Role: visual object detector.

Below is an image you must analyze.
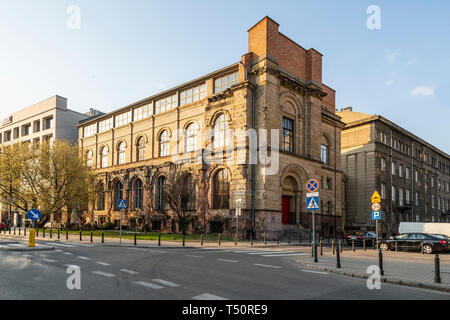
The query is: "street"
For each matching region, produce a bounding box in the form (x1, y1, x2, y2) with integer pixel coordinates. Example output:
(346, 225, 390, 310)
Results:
(0, 239, 449, 300)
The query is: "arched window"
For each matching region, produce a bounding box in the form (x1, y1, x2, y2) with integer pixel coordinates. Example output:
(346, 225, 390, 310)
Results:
(282, 118, 294, 152)
(114, 181, 123, 210)
(117, 142, 126, 165)
(96, 183, 105, 211)
(136, 137, 145, 162)
(213, 114, 229, 149)
(133, 179, 143, 210)
(86, 150, 93, 167)
(156, 176, 166, 211)
(321, 144, 329, 164)
(213, 169, 230, 209)
(181, 173, 196, 211)
(159, 131, 170, 157)
(185, 123, 198, 153)
(101, 146, 108, 168)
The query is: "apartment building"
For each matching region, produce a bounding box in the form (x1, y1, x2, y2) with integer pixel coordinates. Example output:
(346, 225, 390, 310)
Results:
(78, 17, 345, 238)
(338, 108, 450, 236)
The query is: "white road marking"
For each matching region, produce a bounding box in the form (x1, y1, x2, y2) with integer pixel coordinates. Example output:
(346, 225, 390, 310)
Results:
(300, 270, 329, 275)
(70, 243, 94, 247)
(77, 256, 91, 260)
(55, 249, 63, 253)
(185, 255, 203, 258)
(40, 258, 57, 263)
(246, 251, 290, 255)
(133, 281, 164, 290)
(96, 261, 111, 266)
(64, 264, 82, 268)
(120, 269, 139, 275)
(217, 259, 238, 263)
(262, 253, 308, 257)
(92, 271, 116, 277)
(192, 293, 228, 300)
(62, 252, 73, 255)
(152, 279, 180, 287)
(44, 243, 77, 248)
(253, 263, 281, 269)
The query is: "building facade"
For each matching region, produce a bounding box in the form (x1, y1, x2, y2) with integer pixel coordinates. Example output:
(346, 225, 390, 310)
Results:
(78, 17, 345, 238)
(0, 95, 91, 225)
(338, 108, 450, 236)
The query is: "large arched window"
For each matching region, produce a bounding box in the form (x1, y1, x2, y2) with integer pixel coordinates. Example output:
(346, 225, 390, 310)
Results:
(156, 176, 166, 211)
(101, 146, 109, 168)
(320, 135, 330, 165)
(96, 182, 105, 211)
(86, 150, 93, 167)
(159, 131, 170, 157)
(181, 173, 196, 211)
(133, 179, 143, 210)
(114, 181, 123, 210)
(117, 142, 126, 165)
(213, 114, 229, 149)
(213, 169, 230, 209)
(185, 123, 198, 153)
(136, 137, 145, 162)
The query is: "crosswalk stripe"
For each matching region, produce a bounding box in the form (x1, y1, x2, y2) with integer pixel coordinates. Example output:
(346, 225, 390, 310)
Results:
(152, 279, 180, 287)
(40, 258, 57, 263)
(300, 270, 328, 275)
(217, 259, 238, 263)
(120, 269, 139, 275)
(77, 256, 91, 260)
(43, 243, 77, 248)
(93, 271, 116, 277)
(96, 261, 110, 266)
(245, 251, 289, 255)
(261, 253, 308, 257)
(133, 281, 164, 290)
(253, 263, 281, 269)
(192, 293, 228, 300)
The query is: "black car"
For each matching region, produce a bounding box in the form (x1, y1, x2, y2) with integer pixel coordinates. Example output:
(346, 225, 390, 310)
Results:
(379, 233, 449, 254)
(345, 231, 377, 246)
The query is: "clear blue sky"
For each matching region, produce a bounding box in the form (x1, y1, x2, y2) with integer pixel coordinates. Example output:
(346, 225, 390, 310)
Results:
(1, 0, 449, 152)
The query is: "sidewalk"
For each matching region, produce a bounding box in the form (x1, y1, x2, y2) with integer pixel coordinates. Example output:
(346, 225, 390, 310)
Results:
(0, 239, 54, 252)
(298, 249, 450, 293)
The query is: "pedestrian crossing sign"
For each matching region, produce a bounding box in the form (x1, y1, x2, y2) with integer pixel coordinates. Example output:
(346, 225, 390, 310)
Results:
(117, 199, 128, 209)
(306, 197, 320, 211)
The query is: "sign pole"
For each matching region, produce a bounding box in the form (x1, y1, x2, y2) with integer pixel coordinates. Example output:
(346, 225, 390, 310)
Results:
(120, 208, 123, 245)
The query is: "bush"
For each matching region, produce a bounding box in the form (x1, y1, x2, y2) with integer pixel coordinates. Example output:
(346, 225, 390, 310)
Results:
(102, 222, 115, 230)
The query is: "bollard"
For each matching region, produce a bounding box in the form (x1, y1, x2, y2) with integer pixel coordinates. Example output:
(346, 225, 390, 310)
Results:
(24, 228, 27, 237)
(234, 234, 237, 246)
(80, 231, 82, 241)
(339, 240, 342, 255)
(320, 240, 323, 256)
(395, 241, 398, 252)
(158, 233, 161, 246)
(311, 241, 314, 258)
(218, 234, 221, 246)
(36, 227, 38, 237)
(102, 232, 104, 244)
(18, 227, 21, 236)
(336, 245, 341, 268)
(50, 228, 53, 239)
(28, 229, 36, 248)
(91, 232, 94, 243)
(134, 234, 137, 246)
(363, 239, 366, 251)
(8, 227, 11, 235)
(264, 232, 267, 246)
(182, 234, 185, 247)
(58, 228, 60, 240)
(434, 254, 441, 284)
(43, 228, 46, 238)
(277, 234, 280, 245)
(288, 232, 291, 244)
(250, 234, 253, 246)
(332, 240, 335, 254)
(314, 242, 318, 263)
(14, 227, 16, 235)
(378, 249, 384, 276)
(201, 234, 204, 246)
(66, 229, 69, 240)
(352, 240, 355, 252)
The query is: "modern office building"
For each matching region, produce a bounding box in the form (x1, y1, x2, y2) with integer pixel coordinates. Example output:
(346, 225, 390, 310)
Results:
(0, 95, 91, 226)
(78, 17, 345, 238)
(338, 108, 450, 236)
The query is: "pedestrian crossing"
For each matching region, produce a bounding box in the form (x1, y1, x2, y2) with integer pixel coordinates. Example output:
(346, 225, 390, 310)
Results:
(193, 248, 308, 258)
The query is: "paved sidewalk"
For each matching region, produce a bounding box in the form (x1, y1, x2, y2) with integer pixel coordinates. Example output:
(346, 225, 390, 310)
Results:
(298, 250, 450, 293)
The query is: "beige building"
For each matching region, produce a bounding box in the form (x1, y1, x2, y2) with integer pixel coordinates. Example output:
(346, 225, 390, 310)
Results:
(78, 17, 345, 239)
(339, 108, 450, 236)
(0, 95, 91, 225)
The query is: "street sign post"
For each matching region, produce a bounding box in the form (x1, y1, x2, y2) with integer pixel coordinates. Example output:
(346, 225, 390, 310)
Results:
(26, 209, 41, 248)
(117, 200, 128, 244)
(306, 179, 320, 263)
(371, 191, 382, 248)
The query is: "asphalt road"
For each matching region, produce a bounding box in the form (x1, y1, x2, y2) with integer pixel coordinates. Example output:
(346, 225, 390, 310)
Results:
(0, 240, 449, 300)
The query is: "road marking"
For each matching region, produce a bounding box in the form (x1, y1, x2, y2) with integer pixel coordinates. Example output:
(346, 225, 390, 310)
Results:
(64, 264, 82, 268)
(253, 263, 281, 269)
(70, 243, 94, 247)
(246, 251, 290, 255)
(77, 256, 91, 260)
(133, 281, 164, 290)
(92, 271, 116, 277)
(152, 279, 180, 287)
(96, 261, 111, 266)
(262, 253, 309, 257)
(300, 270, 329, 275)
(192, 293, 228, 300)
(185, 255, 203, 258)
(40, 258, 57, 263)
(62, 252, 73, 255)
(44, 243, 77, 248)
(217, 259, 238, 263)
(120, 269, 139, 275)
(55, 249, 63, 253)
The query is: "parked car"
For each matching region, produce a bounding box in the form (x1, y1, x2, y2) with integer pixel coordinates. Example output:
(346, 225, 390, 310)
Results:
(0, 223, 7, 230)
(379, 233, 449, 254)
(345, 231, 377, 246)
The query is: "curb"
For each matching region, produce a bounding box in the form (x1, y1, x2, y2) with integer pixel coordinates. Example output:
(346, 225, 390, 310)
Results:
(0, 245, 55, 252)
(297, 259, 450, 294)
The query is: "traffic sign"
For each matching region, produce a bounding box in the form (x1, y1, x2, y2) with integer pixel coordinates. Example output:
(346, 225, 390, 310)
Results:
(372, 211, 382, 221)
(371, 203, 381, 211)
(27, 209, 42, 221)
(6, 197, 14, 205)
(117, 199, 128, 209)
(306, 197, 320, 211)
(306, 192, 319, 198)
(306, 179, 319, 193)
(371, 191, 381, 204)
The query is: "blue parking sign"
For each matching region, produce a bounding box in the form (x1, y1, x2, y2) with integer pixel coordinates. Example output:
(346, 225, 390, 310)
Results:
(372, 211, 381, 221)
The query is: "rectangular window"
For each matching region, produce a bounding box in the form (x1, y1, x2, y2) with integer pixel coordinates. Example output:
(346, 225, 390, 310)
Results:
(392, 186, 396, 202)
(115, 111, 132, 127)
(282, 118, 294, 152)
(98, 118, 113, 133)
(415, 170, 418, 182)
(381, 158, 386, 172)
(44, 117, 53, 130)
(155, 94, 178, 114)
(392, 162, 396, 176)
(83, 123, 97, 137)
(180, 84, 206, 106)
(405, 167, 410, 180)
(398, 164, 403, 177)
(406, 189, 410, 204)
(133, 104, 150, 121)
(381, 183, 386, 199)
(399, 188, 404, 206)
(415, 192, 419, 206)
(321, 145, 329, 164)
(214, 71, 239, 93)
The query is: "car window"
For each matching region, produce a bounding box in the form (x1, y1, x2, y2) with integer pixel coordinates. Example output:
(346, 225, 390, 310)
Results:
(428, 234, 444, 240)
(396, 234, 408, 240)
(410, 234, 425, 240)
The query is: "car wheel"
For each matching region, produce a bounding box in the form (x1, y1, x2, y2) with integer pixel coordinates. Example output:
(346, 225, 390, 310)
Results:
(423, 244, 433, 254)
(379, 243, 389, 251)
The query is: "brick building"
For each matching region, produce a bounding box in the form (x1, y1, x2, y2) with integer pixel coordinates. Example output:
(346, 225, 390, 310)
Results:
(78, 17, 345, 238)
(338, 108, 450, 236)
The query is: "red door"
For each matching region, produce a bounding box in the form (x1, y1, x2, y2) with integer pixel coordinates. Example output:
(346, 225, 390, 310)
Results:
(282, 196, 291, 225)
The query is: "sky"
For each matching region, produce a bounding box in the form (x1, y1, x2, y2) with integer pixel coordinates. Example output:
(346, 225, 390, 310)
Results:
(0, 0, 449, 152)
